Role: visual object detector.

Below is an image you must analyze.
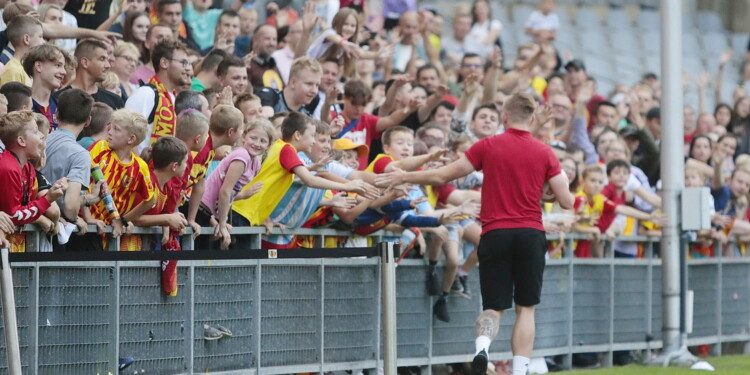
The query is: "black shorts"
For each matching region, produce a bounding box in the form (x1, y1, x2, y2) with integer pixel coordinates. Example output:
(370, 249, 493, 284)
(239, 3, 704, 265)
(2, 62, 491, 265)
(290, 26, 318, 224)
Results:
(477, 228, 547, 311)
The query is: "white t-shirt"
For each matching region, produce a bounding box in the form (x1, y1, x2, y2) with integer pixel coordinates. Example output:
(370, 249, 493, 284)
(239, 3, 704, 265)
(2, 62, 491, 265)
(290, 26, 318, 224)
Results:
(124, 85, 175, 153)
(525, 10, 560, 31)
(464, 19, 502, 59)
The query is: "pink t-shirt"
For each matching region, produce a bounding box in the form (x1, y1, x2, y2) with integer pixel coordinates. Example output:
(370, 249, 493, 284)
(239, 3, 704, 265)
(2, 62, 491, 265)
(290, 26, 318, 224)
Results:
(201, 147, 261, 216)
(130, 64, 156, 85)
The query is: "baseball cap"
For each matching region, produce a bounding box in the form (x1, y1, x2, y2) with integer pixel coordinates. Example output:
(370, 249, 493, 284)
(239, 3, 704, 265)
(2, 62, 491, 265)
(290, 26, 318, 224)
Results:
(333, 138, 369, 159)
(619, 125, 639, 138)
(646, 107, 661, 120)
(565, 59, 586, 72)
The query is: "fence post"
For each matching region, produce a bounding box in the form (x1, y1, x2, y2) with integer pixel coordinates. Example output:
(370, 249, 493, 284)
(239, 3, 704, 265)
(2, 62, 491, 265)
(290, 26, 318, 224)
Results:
(0, 248, 22, 375)
(380, 242, 398, 375)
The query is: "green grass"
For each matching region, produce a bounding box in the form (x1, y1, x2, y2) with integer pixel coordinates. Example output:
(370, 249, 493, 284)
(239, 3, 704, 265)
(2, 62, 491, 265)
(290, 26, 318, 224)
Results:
(560, 355, 750, 374)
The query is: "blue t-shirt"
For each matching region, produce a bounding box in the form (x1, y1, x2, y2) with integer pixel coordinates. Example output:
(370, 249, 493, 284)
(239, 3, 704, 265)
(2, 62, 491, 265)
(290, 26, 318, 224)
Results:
(182, 3, 222, 51)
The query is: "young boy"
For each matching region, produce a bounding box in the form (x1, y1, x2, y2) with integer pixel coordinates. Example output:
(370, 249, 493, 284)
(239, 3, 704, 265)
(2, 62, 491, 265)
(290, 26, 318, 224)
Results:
(0, 111, 66, 232)
(572, 165, 662, 258)
(133, 136, 189, 295)
(78, 102, 113, 150)
(327, 79, 420, 169)
(87, 109, 156, 251)
(234, 92, 262, 124)
(365, 126, 476, 322)
(231, 112, 370, 230)
(40, 89, 96, 251)
(602, 159, 663, 258)
(184, 104, 244, 240)
(264, 120, 364, 249)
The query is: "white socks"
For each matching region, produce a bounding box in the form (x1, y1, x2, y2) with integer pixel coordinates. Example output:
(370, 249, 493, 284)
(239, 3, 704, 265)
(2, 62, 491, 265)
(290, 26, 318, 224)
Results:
(475, 335, 491, 356)
(512, 355, 530, 375)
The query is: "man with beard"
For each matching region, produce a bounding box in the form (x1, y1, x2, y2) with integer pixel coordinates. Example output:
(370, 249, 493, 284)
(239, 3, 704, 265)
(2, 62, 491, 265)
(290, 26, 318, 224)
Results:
(25, 44, 67, 131)
(248, 24, 283, 90)
(125, 39, 192, 153)
(255, 56, 321, 118)
(55, 39, 124, 110)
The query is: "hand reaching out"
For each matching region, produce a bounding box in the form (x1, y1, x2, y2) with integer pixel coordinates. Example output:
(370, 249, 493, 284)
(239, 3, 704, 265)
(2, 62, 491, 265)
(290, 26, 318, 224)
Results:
(719, 48, 733, 66)
(300, 0, 319, 33)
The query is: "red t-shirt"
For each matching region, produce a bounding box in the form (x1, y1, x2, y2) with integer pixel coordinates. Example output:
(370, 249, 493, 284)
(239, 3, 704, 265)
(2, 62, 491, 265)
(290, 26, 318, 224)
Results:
(464, 128, 561, 234)
(433, 184, 457, 206)
(336, 113, 382, 169)
(600, 183, 626, 231)
(279, 144, 304, 171)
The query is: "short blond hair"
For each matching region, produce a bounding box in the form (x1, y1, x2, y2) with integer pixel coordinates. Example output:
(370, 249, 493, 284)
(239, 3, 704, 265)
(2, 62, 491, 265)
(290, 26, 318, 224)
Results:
(175, 109, 209, 140)
(210, 104, 244, 135)
(114, 41, 141, 60)
(101, 71, 120, 90)
(0, 110, 35, 147)
(110, 109, 148, 145)
(503, 93, 537, 124)
(289, 56, 322, 81)
(33, 113, 50, 135)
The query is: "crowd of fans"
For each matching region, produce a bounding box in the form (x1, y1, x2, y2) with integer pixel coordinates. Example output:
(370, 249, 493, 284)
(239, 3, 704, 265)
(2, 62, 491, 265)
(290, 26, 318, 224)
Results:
(0, 0, 748, 325)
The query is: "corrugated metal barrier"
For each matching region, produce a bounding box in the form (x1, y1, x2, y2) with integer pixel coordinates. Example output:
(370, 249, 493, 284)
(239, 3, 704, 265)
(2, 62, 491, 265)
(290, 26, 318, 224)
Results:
(0, 228, 747, 374)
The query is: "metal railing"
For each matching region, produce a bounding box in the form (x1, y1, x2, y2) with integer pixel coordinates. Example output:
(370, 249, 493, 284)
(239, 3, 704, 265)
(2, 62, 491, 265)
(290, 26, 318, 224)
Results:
(0, 227, 747, 374)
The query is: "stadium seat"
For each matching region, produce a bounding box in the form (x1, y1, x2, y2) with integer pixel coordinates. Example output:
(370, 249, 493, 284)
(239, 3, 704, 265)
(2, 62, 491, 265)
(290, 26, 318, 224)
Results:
(637, 10, 659, 30)
(491, 5, 510, 25)
(554, 28, 578, 50)
(556, 7, 571, 27)
(616, 54, 642, 72)
(640, 30, 661, 52)
(730, 33, 748, 60)
(511, 5, 534, 24)
(575, 8, 602, 28)
(584, 55, 615, 78)
(683, 56, 705, 76)
(700, 32, 730, 55)
(610, 32, 640, 53)
(644, 55, 661, 73)
(614, 65, 642, 86)
(682, 34, 701, 56)
(606, 9, 633, 30)
(696, 11, 725, 32)
(579, 30, 609, 53)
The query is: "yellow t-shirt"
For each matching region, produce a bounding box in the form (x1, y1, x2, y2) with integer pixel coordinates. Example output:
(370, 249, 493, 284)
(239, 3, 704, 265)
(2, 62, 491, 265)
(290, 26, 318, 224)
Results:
(0, 58, 32, 87)
(232, 139, 303, 225)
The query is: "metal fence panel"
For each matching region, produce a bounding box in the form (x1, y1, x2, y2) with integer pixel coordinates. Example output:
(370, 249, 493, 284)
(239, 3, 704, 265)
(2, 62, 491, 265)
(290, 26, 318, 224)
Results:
(323, 265, 379, 363)
(394, 263, 430, 359)
(38, 267, 111, 375)
(431, 270, 480, 357)
(536, 264, 570, 350)
(260, 265, 321, 367)
(572, 265, 611, 346)
(651, 264, 663, 342)
(193, 265, 255, 372)
(613, 264, 650, 344)
(120, 266, 188, 374)
(0, 267, 32, 375)
(688, 264, 719, 339)
(2, 253, 750, 373)
(720, 262, 750, 337)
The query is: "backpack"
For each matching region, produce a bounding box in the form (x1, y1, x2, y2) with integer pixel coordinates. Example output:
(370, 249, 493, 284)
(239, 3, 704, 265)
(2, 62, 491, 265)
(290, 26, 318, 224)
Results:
(138, 79, 161, 124)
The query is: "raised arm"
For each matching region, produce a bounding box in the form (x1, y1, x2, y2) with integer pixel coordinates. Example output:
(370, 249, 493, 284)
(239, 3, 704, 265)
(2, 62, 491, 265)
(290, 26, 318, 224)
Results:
(482, 46, 503, 105)
(376, 156, 475, 187)
(375, 98, 420, 133)
(715, 49, 733, 104)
